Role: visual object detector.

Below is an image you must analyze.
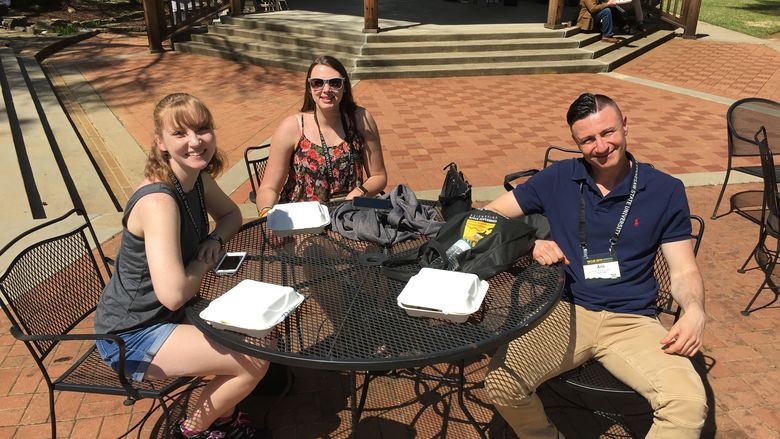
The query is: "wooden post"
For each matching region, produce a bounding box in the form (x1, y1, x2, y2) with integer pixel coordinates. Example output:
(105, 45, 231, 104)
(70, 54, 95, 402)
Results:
(681, 0, 701, 39)
(363, 0, 379, 33)
(544, 0, 566, 29)
(230, 0, 242, 17)
(141, 0, 164, 53)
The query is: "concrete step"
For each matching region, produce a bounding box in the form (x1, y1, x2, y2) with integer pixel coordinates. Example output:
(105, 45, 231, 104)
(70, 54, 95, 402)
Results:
(220, 15, 367, 42)
(176, 41, 311, 72)
(367, 31, 602, 53)
(221, 14, 581, 42)
(590, 29, 677, 69)
(1, 48, 70, 220)
(207, 23, 599, 55)
(177, 40, 607, 76)
(351, 59, 608, 78)
(179, 11, 675, 78)
(206, 24, 364, 55)
(0, 50, 35, 222)
(22, 58, 117, 219)
(191, 32, 595, 67)
(0, 47, 117, 232)
(190, 34, 357, 65)
(355, 48, 594, 66)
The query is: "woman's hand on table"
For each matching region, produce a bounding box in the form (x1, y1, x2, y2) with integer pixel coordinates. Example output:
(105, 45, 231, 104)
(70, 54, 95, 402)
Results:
(345, 188, 363, 200)
(196, 239, 223, 267)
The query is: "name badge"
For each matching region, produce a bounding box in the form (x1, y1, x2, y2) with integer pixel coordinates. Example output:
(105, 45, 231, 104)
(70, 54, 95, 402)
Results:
(583, 252, 621, 283)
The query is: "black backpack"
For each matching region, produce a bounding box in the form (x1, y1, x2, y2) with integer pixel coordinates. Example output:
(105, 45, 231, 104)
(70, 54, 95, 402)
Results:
(381, 209, 538, 281)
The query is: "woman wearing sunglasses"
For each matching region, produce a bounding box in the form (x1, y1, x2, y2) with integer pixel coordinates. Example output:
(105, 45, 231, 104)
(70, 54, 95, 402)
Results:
(255, 55, 387, 216)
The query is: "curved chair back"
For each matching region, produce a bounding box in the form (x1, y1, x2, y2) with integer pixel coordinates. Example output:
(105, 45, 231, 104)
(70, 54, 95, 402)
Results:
(711, 98, 779, 219)
(0, 209, 193, 438)
(756, 126, 778, 220)
(0, 209, 110, 360)
(244, 144, 271, 206)
(543, 145, 580, 169)
(728, 98, 780, 158)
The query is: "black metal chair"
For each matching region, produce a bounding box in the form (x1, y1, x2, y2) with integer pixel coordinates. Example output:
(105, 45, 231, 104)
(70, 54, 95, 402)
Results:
(503, 145, 579, 191)
(742, 126, 780, 316)
(711, 98, 780, 220)
(244, 144, 271, 207)
(0, 209, 193, 438)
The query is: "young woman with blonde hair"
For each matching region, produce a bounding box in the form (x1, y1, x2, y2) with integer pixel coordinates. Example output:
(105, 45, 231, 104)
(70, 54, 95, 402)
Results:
(95, 93, 267, 439)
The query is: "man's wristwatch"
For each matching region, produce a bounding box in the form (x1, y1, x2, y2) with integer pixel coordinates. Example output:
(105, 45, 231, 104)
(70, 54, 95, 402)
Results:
(207, 232, 223, 247)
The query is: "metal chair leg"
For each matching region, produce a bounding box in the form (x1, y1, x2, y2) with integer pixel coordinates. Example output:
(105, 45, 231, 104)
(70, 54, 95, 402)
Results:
(737, 241, 759, 273)
(711, 168, 733, 219)
(48, 388, 57, 439)
(742, 279, 768, 316)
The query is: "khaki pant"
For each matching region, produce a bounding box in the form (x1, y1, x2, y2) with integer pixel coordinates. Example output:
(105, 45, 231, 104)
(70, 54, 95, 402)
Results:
(485, 301, 707, 439)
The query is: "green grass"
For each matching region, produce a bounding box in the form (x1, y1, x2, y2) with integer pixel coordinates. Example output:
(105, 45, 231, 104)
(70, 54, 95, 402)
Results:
(52, 23, 80, 35)
(699, 0, 780, 38)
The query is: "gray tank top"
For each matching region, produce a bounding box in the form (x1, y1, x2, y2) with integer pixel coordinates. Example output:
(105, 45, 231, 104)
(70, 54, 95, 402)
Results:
(95, 179, 207, 334)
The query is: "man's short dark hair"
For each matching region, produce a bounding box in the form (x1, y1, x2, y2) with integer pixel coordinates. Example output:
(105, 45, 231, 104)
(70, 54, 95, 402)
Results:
(566, 93, 623, 127)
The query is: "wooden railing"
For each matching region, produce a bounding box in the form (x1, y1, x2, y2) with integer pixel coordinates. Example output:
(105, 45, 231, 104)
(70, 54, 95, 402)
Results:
(654, 0, 701, 38)
(141, 0, 242, 53)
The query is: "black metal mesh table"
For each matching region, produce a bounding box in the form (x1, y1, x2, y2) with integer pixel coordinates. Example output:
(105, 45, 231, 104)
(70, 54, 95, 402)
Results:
(186, 215, 564, 435)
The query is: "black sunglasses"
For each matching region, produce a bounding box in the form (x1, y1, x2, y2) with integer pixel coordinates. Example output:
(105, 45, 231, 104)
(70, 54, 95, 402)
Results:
(308, 77, 345, 91)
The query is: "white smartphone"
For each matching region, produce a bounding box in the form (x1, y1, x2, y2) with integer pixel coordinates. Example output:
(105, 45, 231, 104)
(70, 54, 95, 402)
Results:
(214, 252, 247, 276)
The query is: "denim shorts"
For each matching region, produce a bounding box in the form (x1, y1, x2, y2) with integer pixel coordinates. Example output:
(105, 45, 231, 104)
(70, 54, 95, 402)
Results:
(95, 322, 178, 382)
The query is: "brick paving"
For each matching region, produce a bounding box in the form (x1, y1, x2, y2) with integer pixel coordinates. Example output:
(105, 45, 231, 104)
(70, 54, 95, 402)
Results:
(1, 16, 779, 439)
(46, 34, 737, 197)
(617, 39, 780, 103)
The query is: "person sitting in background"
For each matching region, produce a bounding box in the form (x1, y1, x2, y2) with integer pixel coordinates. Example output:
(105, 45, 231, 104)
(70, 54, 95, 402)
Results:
(95, 93, 267, 439)
(576, 0, 620, 43)
(627, 0, 647, 33)
(255, 55, 387, 217)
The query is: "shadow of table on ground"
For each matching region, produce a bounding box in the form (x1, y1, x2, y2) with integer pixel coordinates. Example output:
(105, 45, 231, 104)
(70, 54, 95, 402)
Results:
(148, 351, 716, 438)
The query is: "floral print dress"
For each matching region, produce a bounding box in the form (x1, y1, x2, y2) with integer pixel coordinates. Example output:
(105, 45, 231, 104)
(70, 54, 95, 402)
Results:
(279, 113, 364, 202)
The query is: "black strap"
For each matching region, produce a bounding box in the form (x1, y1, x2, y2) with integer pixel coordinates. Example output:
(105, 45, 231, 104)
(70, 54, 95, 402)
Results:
(169, 173, 207, 239)
(313, 111, 356, 190)
(380, 241, 449, 282)
(578, 158, 638, 259)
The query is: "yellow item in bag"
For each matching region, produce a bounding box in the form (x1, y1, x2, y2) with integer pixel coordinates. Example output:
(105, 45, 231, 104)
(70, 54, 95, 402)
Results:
(462, 211, 499, 247)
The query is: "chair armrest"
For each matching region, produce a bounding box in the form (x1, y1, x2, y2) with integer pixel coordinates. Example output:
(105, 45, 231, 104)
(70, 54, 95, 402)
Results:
(10, 327, 139, 398)
(503, 169, 539, 191)
(10, 326, 123, 344)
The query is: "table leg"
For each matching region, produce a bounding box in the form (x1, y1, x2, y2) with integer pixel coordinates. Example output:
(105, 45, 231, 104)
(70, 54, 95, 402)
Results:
(349, 371, 373, 435)
(455, 360, 488, 439)
(413, 362, 488, 438)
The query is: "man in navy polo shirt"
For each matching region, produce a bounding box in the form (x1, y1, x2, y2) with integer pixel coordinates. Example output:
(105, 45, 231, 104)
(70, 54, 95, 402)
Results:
(483, 93, 707, 438)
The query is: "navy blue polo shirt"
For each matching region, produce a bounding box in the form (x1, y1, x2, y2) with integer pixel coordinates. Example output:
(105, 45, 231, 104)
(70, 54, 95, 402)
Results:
(513, 154, 691, 316)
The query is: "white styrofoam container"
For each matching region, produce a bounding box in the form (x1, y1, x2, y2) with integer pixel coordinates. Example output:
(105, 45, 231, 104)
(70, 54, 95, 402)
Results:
(199, 279, 304, 338)
(396, 268, 489, 323)
(267, 201, 331, 236)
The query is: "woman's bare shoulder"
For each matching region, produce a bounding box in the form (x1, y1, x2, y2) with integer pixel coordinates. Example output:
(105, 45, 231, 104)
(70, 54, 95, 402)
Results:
(272, 113, 306, 148)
